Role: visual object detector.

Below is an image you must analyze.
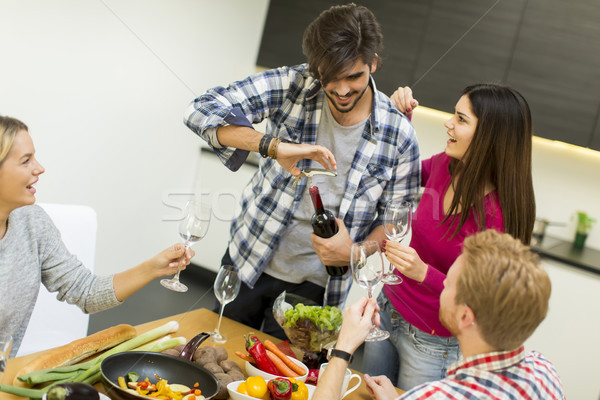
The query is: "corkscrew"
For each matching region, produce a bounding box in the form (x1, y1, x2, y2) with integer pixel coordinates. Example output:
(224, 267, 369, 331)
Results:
(294, 168, 337, 187)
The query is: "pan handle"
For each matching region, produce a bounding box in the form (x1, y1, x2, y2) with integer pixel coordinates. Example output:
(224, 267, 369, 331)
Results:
(179, 332, 211, 361)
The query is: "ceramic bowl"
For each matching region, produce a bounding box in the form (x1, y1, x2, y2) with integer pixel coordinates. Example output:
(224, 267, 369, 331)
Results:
(227, 380, 316, 400)
(244, 355, 308, 382)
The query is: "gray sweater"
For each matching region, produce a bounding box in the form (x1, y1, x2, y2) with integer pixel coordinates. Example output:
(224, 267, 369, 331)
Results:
(0, 205, 120, 358)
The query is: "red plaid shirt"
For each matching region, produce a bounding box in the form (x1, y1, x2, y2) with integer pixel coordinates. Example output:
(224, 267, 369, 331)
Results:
(400, 346, 564, 399)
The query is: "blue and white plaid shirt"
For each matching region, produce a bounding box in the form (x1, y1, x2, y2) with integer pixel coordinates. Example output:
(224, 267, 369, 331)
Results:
(184, 64, 420, 307)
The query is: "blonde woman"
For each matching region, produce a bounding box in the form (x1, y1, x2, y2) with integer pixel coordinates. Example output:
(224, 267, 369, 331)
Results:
(0, 115, 193, 358)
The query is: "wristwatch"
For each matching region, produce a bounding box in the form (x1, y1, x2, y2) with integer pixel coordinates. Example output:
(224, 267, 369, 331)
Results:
(327, 347, 353, 363)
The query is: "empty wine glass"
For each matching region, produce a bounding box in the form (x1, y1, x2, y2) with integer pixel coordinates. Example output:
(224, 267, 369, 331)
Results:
(350, 241, 390, 342)
(381, 201, 413, 285)
(161, 198, 211, 292)
(211, 265, 242, 343)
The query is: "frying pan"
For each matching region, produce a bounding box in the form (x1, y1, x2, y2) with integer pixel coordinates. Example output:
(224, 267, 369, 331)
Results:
(100, 351, 219, 400)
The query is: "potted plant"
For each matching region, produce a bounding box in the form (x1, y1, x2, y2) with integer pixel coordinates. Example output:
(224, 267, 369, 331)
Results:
(574, 211, 596, 249)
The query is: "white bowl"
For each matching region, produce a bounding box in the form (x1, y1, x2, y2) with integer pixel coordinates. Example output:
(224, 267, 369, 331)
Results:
(245, 355, 309, 382)
(227, 380, 316, 400)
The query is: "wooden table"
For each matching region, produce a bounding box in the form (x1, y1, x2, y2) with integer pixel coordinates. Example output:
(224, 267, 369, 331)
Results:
(1, 308, 401, 400)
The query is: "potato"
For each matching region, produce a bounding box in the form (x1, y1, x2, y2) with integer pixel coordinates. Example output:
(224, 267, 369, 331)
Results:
(213, 373, 233, 399)
(174, 344, 186, 353)
(213, 346, 228, 363)
(219, 359, 241, 373)
(227, 368, 245, 381)
(203, 362, 224, 375)
(161, 348, 180, 357)
(193, 346, 216, 362)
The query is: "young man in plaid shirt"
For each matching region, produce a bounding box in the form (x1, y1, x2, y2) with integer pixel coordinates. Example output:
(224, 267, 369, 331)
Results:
(316, 230, 565, 400)
(184, 4, 419, 337)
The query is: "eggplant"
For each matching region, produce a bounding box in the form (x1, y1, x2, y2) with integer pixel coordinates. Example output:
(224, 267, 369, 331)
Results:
(46, 382, 100, 400)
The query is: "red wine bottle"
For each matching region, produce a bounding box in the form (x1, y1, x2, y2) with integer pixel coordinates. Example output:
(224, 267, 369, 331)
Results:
(309, 186, 349, 276)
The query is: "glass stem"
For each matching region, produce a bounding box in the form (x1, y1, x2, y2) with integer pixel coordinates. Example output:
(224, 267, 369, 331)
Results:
(215, 302, 225, 335)
(173, 243, 190, 281)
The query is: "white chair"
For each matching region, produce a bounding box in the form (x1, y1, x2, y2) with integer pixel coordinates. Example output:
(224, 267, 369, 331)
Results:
(16, 203, 98, 357)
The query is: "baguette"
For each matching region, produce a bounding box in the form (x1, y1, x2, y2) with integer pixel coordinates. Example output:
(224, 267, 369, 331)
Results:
(14, 323, 136, 384)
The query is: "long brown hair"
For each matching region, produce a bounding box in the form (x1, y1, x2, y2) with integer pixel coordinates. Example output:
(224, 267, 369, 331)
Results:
(302, 3, 383, 86)
(444, 84, 535, 244)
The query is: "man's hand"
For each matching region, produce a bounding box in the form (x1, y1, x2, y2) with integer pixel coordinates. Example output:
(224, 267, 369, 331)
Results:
(277, 142, 337, 176)
(311, 218, 353, 266)
(336, 297, 381, 354)
(390, 86, 419, 119)
(364, 374, 400, 400)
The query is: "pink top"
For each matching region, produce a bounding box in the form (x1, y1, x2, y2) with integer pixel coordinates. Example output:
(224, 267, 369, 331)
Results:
(384, 153, 504, 337)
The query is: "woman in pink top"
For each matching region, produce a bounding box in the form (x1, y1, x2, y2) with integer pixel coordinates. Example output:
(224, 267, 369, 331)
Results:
(360, 84, 535, 390)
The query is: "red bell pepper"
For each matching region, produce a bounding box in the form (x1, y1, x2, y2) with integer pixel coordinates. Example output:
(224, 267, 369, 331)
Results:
(245, 335, 281, 375)
(267, 377, 293, 400)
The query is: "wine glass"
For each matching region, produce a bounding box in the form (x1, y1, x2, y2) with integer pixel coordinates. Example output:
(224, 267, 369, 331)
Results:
(350, 241, 390, 341)
(161, 198, 211, 292)
(381, 201, 413, 284)
(211, 265, 242, 343)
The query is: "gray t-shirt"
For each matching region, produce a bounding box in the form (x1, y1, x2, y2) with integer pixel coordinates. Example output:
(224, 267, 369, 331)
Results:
(265, 104, 367, 287)
(0, 205, 119, 358)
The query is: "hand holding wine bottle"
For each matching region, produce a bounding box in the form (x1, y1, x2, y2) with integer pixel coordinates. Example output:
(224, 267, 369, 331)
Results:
(310, 185, 349, 276)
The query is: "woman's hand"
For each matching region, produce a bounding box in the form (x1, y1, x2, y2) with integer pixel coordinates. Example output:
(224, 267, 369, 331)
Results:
(390, 86, 419, 119)
(113, 244, 195, 301)
(310, 218, 353, 266)
(150, 243, 195, 278)
(363, 374, 400, 400)
(382, 240, 428, 282)
(276, 142, 337, 176)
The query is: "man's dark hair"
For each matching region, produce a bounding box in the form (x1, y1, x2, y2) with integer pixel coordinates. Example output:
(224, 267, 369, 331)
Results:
(302, 3, 383, 85)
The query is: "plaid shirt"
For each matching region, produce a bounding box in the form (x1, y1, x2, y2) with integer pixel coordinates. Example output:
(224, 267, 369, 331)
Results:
(400, 346, 565, 399)
(184, 64, 420, 307)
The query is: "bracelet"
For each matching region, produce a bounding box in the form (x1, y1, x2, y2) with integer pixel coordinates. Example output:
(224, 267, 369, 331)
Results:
(268, 137, 281, 159)
(259, 134, 273, 158)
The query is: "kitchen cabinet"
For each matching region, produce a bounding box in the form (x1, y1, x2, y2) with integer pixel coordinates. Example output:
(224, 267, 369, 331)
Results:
(505, 0, 600, 149)
(525, 258, 600, 399)
(410, 0, 524, 112)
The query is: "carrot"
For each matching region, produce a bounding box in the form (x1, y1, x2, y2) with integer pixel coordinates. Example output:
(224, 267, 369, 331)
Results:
(264, 340, 306, 376)
(235, 351, 256, 364)
(265, 350, 299, 377)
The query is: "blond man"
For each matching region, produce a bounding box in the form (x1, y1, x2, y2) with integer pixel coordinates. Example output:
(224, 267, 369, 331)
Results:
(315, 230, 564, 399)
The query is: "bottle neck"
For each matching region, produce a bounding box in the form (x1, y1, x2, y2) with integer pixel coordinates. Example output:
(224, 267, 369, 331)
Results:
(309, 186, 325, 213)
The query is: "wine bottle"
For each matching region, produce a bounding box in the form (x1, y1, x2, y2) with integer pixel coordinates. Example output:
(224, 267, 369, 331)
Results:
(309, 186, 349, 276)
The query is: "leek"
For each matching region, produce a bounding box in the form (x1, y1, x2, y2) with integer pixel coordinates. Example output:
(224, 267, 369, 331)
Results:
(73, 321, 179, 382)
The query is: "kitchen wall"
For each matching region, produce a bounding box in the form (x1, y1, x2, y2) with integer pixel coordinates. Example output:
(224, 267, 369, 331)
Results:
(0, 0, 270, 275)
(2, 1, 599, 398)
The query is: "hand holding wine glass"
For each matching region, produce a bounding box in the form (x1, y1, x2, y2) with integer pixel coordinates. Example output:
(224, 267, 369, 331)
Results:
(211, 265, 241, 343)
(350, 241, 390, 341)
(381, 201, 413, 285)
(161, 199, 211, 292)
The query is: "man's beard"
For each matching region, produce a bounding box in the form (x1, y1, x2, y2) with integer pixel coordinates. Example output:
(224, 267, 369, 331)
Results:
(439, 304, 459, 337)
(324, 82, 370, 113)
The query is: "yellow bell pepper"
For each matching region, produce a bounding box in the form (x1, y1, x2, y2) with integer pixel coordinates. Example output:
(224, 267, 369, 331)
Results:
(237, 382, 250, 395)
(118, 376, 127, 389)
(246, 376, 269, 400)
(289, 378, 309, 400)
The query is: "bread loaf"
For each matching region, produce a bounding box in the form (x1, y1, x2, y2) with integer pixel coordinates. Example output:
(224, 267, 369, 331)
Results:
(14, 323, 136, 384)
